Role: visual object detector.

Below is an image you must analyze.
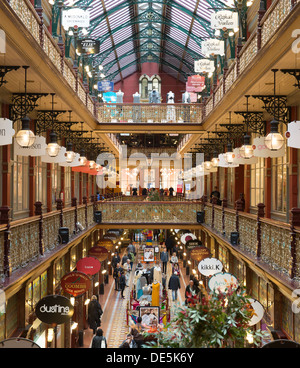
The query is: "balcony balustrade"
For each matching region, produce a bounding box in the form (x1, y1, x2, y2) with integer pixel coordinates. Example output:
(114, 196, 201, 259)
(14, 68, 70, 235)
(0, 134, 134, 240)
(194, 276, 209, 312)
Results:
(97, 103, 202, 124)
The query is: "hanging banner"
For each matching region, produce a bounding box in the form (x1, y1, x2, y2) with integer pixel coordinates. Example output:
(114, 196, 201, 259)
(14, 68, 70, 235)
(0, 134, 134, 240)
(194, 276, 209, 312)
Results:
(0, 118, 14, 145)
(194, 59, 215, 73)
(186, 239, 203, 251)
(98, 81, 114, 92)
(211, 11, 239, 30)
(59, 153, 81, 167)
(208, 272, 239, 294)
(248, 298, 265, 326)
(14, 136, 47, 156)
(186, 75, 206, 92)
(88, 246, 109, 261)
(62, 8, 90, 29)
(253, 136, 285, 158)
(76, 257, 101, 276)
(97, 239, 114, 251)
(35, 295, 74, 324)
(0, 337, 41, 348)
(218, 153, 239, 168)
(41, 146, 67, 163)
(286, 121, 300, 149)
(201, 39, 225, 56)
(198, 257, 223, 277)
(61, 271, 92, 297)
(233, 148, 258, 165)
(77, 38, 100, 55)
(190, 246, 211, 262)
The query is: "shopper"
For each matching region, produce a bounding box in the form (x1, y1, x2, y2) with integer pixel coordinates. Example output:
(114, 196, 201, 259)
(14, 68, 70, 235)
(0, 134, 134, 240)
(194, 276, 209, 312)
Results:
(123, 258, 131, 286)
(120, 270, 126, 299)
(160, 246, 169, 274)
(113, 263, 122, 291)
(87, 295, 103, 334)
(112, 251, 121, 269)
(119, 334, 137, 348)
(185, 279, 198, 305)
(90, 328, 107, 348)
(170, 251, 178, 266)
(168, 271, 181, 302)
(130, 322, 145, 348)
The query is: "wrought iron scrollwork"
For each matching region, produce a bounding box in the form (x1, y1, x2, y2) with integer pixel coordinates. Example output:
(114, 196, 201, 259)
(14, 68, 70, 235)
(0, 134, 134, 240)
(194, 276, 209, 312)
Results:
(281, 69, 300, 89)
(234, 111, 266, 135)
(10, 93, 48, 122)
(0, 66, 20, 88)
(252, 95, 289, 124)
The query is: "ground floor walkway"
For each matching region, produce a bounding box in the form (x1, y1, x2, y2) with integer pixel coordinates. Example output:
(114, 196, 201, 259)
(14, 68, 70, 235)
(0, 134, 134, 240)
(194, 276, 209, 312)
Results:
(81, 241, 193, 348)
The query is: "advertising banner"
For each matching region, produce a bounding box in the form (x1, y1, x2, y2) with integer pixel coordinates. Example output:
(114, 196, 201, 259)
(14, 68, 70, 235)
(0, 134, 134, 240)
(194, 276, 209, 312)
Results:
(77, 38, 100, 55)
(61, 271, 92, 297)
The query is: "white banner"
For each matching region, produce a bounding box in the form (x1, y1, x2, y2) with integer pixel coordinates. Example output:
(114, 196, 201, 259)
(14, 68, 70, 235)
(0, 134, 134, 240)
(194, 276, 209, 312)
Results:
(201, 39, 225, 56)
(62, 8, 90, 29)
(0, 29, 5, 54)
(286, 121, 300, 149)
(59, 153, 81, 167)
(0, 118, 14, 145)
(253, 136, 285, 157)
(14, 136, 47, 156)
(194, 59, 215, 73)
(218, 153, 239, 168)
(211, 10, 239, 30)
(41, 146, 67, 163)
(234, 148, 258, 165)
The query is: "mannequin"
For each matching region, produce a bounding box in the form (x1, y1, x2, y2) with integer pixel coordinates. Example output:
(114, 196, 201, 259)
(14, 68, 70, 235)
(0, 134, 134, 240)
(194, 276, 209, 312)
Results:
(149, 89, 161, 104)
(182, 91, 191, 122)
(182, 91, 191, 104)
(116, 89, 124, 103)
(151, 281, 160, 307)
(153, 265, 162, 285)
(133, 92, 141, 122)
(167, 91, 176, 122)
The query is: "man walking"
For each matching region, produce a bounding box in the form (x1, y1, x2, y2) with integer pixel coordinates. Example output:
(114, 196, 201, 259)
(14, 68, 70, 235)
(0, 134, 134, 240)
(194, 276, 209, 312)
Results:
(168, 271, 181, 302)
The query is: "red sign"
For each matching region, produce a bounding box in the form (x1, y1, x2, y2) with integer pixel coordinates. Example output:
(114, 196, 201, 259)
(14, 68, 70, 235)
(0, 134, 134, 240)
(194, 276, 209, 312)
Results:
(190, 246, 211, 262)
(76, 257, 101, 275)
(61, 271, 92, 297)
(88, 246, 109, 261)
(186, 75, 205, 92)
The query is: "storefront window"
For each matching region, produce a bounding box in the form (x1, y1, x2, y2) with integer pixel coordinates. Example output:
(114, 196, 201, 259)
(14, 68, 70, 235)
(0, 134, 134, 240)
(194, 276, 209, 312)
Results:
(52, 163, 61, 205)
(12, 155, 29, 216)
(250, 157, 265, 207)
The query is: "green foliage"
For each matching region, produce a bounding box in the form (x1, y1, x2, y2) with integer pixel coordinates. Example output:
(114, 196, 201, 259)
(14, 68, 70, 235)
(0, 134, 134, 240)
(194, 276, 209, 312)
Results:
(147, 287, 270, 348)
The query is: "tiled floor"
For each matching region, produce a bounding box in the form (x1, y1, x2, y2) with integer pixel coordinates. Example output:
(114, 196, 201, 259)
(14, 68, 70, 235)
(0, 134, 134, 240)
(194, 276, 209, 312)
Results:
(83, 244, 191, 348)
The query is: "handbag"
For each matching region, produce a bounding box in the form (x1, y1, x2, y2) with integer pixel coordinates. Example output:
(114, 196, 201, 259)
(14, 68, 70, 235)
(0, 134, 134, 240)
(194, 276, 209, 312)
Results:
(101, 337, 106, 348)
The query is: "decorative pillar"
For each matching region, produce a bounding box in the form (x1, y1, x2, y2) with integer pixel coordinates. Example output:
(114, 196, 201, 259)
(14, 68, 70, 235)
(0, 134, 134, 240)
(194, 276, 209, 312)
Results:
(290, 208, 300, 280)
(257, 1, 266, 51)
(0, 206, 11, 278)
(29, 157, 36, 217)
(56, 198, 63, 228)
(72, 197, 78, 233)
(34, 201, 44, 256)
(235, 199, 244, 233)
(83, 196, 88, 229)
(47, 163, 53, 212)
(236, 37, 243, 77)
(244, 164, 251, 213)
(289, 107, 298, 214)
(256, 203, 265, 259)
(222, 198, 228, 235)
(34, 0, 44, 48)
(2, 145, 11, 207)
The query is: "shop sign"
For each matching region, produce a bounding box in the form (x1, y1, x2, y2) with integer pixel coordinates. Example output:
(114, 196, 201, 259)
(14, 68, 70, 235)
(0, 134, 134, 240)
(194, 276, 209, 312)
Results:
(286, 121, 300, 149)
(0, 337, 41, 348)
(194, 59, 215, 73)
(248, 298, 265, 326)
(208, 272, 239, 294)
(0, 118, 14, 146)
(181, 233, 197, 245)
(211, 10, 239, 30)
(186, 239, 202, 251)
(76, 257, 101, 276)
(186, 75, 206, 92)
(14, 135, 47, 156)
(201, 39, 225, 56)
(98, 81, 114, 92)
(35, 295, 74, 324)
(88, 246, 109, 261)
(253, 136, 285, 158)
(198, 257, 223, 276)
(61, 271, 92, 297)
(190, 246, 211, 262)
(77, 38, 100, 55)
(97, 239, 114, 251)
(62, 8, 90, 29)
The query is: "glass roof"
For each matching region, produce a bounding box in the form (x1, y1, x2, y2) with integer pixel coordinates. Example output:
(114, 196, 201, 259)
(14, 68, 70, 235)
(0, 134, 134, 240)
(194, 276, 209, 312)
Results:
(66, 0, 233, 83)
